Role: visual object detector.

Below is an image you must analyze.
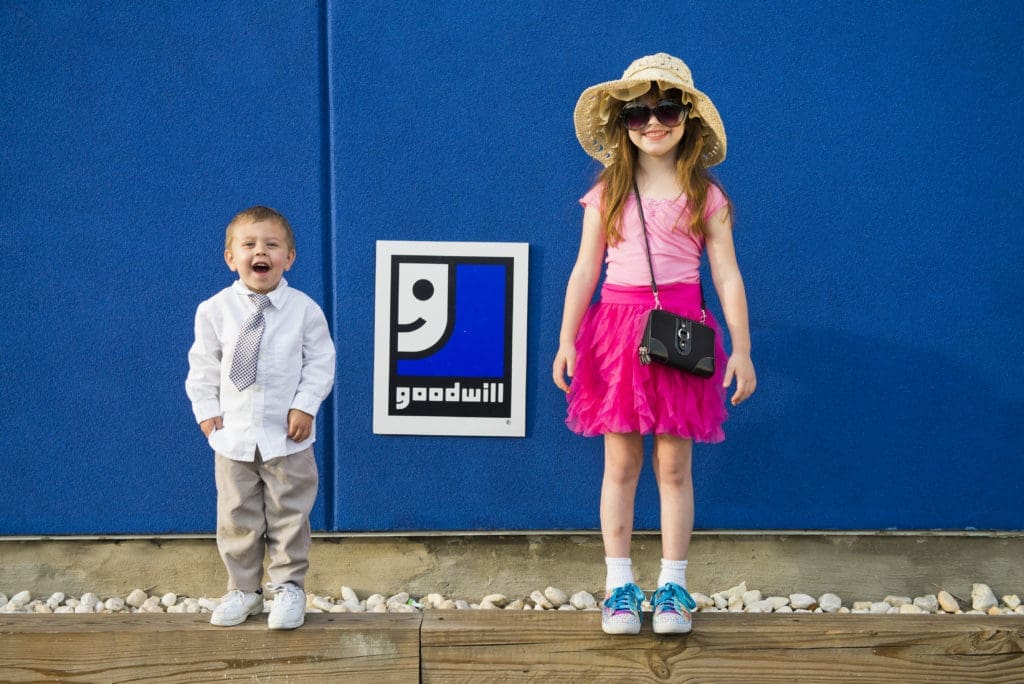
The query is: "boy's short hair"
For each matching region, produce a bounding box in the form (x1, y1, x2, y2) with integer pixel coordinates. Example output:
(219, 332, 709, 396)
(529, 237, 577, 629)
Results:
(225, 206, 295, 251)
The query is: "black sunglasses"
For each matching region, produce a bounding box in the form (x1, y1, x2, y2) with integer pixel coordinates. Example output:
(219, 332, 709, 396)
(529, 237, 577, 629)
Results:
(620, 100, 691, 130)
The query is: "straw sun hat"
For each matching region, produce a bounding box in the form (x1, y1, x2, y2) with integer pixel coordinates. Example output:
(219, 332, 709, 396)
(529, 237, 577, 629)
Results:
(574, 53, 726, 167)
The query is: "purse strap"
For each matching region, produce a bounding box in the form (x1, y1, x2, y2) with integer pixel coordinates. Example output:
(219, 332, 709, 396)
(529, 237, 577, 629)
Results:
(632, 178, 707, 322)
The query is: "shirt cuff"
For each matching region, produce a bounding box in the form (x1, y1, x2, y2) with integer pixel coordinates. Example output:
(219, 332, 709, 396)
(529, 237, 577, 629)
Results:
(290, 393, 323, 418)
(192, 399, 222, 424)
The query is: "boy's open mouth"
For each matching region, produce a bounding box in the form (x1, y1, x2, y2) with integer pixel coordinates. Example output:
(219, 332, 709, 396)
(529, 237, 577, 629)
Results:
(252, 262, 271, 273)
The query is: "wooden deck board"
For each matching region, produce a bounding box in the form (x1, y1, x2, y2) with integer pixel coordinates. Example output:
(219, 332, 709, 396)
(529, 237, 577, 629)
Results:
(420, 611, 1024, 683)
(2, 611, 1022, 682)
(0, 613, 421, 683)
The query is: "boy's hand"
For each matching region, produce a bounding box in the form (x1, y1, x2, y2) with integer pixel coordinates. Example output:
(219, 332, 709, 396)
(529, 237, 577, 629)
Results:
(199, 416, 223, 437)
(287, 409, 314, 442)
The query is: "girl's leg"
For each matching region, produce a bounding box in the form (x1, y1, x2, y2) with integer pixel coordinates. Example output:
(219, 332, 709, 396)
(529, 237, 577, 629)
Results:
(601, 432, 644, 558)
(652, 434, 694, 561)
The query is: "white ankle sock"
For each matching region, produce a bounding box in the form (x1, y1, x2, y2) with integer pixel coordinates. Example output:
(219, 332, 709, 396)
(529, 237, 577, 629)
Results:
(605, 557, 635, 592)
(657, 559, 688, 588)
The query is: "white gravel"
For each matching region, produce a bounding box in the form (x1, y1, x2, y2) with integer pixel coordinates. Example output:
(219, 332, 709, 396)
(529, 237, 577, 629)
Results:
(1, 582, 1020, 616)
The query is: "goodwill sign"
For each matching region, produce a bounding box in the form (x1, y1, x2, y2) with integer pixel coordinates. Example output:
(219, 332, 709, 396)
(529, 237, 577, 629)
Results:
(373, 241, 528, 436)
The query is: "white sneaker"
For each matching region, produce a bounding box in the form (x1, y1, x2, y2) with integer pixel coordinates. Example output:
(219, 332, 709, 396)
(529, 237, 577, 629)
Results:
(210, 589, 263, 627)
(267, 582, 306, 630)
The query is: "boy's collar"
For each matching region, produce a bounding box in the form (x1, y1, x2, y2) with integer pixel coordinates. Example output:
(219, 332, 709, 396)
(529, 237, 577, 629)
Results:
(232, 278, 288, 307)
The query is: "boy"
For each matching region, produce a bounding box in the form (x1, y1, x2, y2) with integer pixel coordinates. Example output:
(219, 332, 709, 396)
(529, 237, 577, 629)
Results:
(186, 206, 335, 629)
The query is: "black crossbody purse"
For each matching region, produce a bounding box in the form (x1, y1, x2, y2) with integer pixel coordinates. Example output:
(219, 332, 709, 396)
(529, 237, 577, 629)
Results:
(634, 180, 716, 379)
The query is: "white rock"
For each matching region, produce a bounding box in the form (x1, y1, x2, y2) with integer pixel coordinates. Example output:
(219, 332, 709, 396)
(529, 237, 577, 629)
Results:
(852, 601, 873, 611)
(1015, 606, 1024, 615)
(899, 604, 925, 614)
(422, 593, 445, 610)
(530, 590, 553, 610)
(794, 608, 813, 614)
(47, 592, 66, 609)
(746, 599, 774, 613)
(455, 600, 470, 610)
(34, 604, 53, 614)
(386, 592, 410, 608)
(723, 582, 747, 600)
(937, 590, 960, 613)
(54, 606, 74, 614)
(570, 591, 597, 610)
(329, 605, 349, 613)
(73, 604, 93, 614)
(987, 606, 1005, 616)
(775, 605, 793, 613)
(884, 595, 911, 607)
(691, 592, 713, 609)
(160, 593, 177, 608)
(544, 586, 568, 607)
(141, 596, 163, 612)
(505, 599, 524, 610)
(11, 591, 32, 609)
(913, 595, 938, 613)
(167, 603, 188, 614)
(728, 595, 744, 612)
(365, 594, 386, 611)
(870, 602, 890, 615)
(105, 597, 125, 612)
(1002, 594, 1021, 610)
(372, 603, 388, 613)
(198, 597, 220, 612)
(972, 584, 998, 612)
(126, 589, 148, 608)
(480, 593, 509, 609)
(557, 604, 576, 611)
(340, 586, 360, 605)
(818, 594, 842, 613)
(390, 602, 418, 613)
(712, 593, 728, 610)
(440, 599, 457, 610)
(767, 596, 790, 610)
(312, 596, 334, 612)
(789, 594, 816, 610)
(741, 590, 762, 607)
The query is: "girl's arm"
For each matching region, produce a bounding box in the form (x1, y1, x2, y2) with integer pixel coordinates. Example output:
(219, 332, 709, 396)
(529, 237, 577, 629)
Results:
(553, 204, 606, 392)
(704, 205, 757, 405)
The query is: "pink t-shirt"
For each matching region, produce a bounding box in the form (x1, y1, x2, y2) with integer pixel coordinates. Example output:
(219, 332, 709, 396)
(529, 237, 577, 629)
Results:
(580, 182, 728, 286)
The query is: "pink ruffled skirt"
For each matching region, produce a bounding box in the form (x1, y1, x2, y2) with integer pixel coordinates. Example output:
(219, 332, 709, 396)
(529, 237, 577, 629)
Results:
(566, 282, 728, 441)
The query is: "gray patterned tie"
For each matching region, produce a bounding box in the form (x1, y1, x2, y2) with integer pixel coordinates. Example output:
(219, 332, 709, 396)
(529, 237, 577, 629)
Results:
(229, 293, 272, 391)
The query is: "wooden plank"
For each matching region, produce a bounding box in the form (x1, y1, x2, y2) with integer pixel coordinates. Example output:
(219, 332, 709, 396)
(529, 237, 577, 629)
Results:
(421, 611, 1024, 683)
(0, 613, 421, 683)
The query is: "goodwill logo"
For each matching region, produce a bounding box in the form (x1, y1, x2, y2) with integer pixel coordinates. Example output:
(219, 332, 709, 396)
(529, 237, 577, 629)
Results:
(373, 241, 528, 437)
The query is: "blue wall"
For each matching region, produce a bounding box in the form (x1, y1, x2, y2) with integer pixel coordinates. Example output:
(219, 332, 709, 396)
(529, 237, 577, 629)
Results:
(2, 1, 1021, 534)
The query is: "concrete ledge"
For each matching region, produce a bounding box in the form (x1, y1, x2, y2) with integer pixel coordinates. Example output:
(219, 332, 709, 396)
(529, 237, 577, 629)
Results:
(0, 613, 421, 682)
(2, 532, 1022, 600)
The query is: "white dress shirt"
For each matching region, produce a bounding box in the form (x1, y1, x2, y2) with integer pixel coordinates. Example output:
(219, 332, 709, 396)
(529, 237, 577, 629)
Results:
(186, 278, 335, 462)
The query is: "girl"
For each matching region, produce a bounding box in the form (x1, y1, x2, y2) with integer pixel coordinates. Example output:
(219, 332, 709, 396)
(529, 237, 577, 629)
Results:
(553, 53, 756, 635)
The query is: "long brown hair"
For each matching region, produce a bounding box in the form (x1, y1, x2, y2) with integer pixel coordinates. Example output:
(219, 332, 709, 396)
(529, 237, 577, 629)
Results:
(597, 86, 730, 245)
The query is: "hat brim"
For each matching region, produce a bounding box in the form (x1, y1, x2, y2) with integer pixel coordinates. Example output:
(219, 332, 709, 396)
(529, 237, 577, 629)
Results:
(574, 76, 726, 167)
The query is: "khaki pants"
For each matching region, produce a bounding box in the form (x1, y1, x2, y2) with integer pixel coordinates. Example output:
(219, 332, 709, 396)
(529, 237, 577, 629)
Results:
(214, 447, 318, 592)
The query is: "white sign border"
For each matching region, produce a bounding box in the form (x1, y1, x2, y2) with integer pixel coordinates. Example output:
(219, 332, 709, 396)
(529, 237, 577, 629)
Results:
(373, 240, 529, 437)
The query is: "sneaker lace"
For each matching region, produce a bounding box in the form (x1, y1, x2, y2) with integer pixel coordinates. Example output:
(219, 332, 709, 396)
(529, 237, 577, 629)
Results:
(267, 583, 302, 609)
(605, 583, 645, 612)
(652, 582, 696, 612)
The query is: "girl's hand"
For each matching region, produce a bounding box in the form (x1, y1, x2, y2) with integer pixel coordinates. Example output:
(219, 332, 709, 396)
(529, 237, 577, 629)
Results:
(199, 416, 223, 437)
(552, 344, 577, 393)
(287, 408, 314, 442)
(723, 353, 756, 406)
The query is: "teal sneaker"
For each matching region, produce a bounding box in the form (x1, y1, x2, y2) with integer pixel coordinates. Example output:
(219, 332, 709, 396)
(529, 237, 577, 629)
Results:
(601, 583, 645, 635)
(652, 582, 697, 634)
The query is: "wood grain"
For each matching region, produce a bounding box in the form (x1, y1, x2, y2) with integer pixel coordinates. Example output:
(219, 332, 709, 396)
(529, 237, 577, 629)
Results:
(0, 613, 421, 683)
(421, 611, 1024, 683)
